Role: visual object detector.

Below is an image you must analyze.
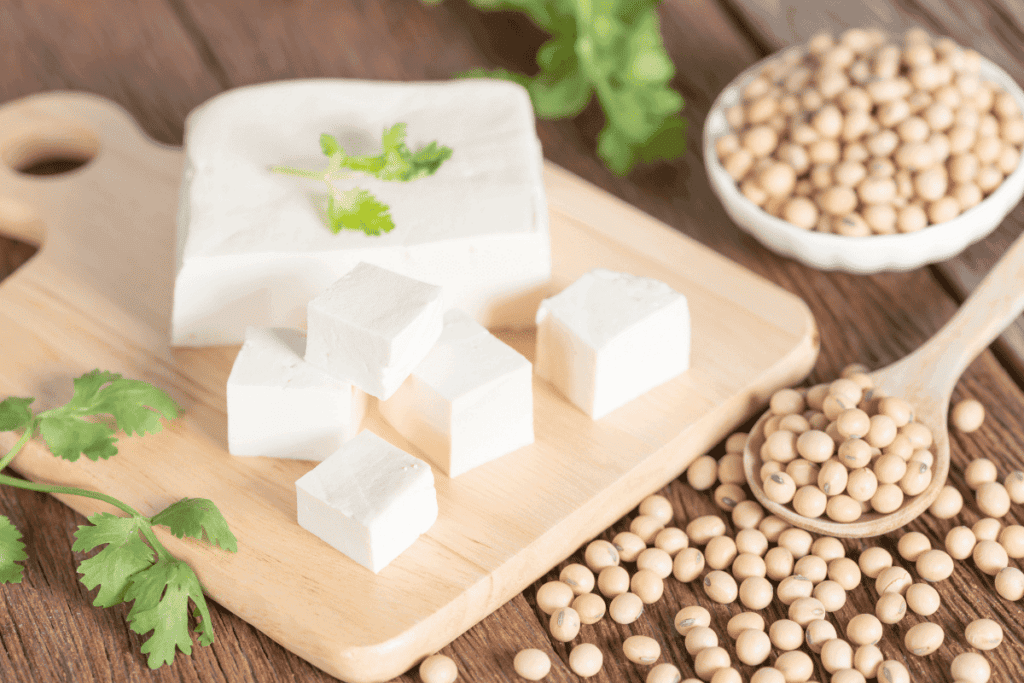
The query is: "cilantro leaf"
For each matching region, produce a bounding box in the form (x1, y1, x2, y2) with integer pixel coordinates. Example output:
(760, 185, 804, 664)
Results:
(406, 142, 454, 180)
(73, 512, 155, 607)
(0, 397, 34, 432)
(444, 0, 686, 175)
(151, 498, 238, 553)
(38, 416, 118, 462)
(319, 133, 340, 157)
(35, 370, 180, 462)
(124, 558, 214, 668)
(0, 516, 28, 583)
(329, 188, 395, 236)
(273, 123, 451, 236)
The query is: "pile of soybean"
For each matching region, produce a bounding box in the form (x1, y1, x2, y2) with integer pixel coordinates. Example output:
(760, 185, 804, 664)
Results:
(418, 366, 1018, 683)
(715, 27, 1024, 235)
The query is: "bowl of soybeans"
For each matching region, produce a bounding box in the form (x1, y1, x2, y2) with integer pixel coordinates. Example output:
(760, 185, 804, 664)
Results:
(703, 27, 1024, 273)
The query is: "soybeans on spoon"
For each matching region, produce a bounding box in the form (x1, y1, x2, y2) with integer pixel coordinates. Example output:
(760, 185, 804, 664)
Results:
(745, 232, 1024, 537)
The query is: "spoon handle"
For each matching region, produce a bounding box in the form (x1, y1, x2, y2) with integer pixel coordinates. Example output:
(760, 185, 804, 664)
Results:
(894, 232, 1024, 395)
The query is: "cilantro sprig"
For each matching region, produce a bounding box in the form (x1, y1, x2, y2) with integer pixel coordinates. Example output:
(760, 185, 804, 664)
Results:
(272, 123, 453, 236)
(425, 0, 687, 175)
(0, 370, 237, 669)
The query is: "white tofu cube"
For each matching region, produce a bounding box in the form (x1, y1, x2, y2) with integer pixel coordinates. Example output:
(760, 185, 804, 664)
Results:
(379, 309, 534, 477)
(172, 78, 550, 347)
(305, 263, 444, 400)
(295, 430, 437, 573)
(535, 269, 690, 419)
(226, 327, 367, 460)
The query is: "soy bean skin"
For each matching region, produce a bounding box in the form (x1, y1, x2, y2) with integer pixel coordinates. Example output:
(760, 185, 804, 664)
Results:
(878, 661, 910, 683)
(676, 606, 713, 635)
(536, 581, 575, 615)
(876, 566, 913, 594)
(704, 570, 739, 604)
(728, 611, 766, 638)
(686, 626, 719, 655)
(905, 582, 940, 615)
(951, 653, 991, 683)
(572, 593, 606, 624)
(965, 618, 1003, 650)
(623, 635, 661, 665)
(569, 643, 603, 678)
(608, 593, 644, 624)
(736, 629, 772, 665)
(995, 566, 1024, 600)
(584, 540, 620, 572)
(916, 549, 954, 582)
(513, 650, 551, 681)
(854, 644, 884, 679)
(875, 592, 907, 624)
(549, 607, 581, 642)
(847, 613, 883, 646)
(647, 664, 685, 683)
(770, 619, 804, 651)
(560, 564, 596, 595)
(613, 532, 647, 563)
(419, 654, 458, 683)
(674, 548, 706, 583)
(859, 547, 893, 578)
(694, 647, 731, 681)
(946, 526, 977, 560)
(905, 622, 944, 655)
(952, 398, 985, 432)
(821, 638, 854, 673)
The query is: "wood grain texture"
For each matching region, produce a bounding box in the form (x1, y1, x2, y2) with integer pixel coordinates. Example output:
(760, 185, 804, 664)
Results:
(1, 0, 1024, 682)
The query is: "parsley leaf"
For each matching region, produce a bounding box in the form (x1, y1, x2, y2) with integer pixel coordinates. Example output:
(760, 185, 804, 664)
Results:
(0, 371, 235, 669)
(0, 397, 34, 432)
(124, 558, 213, 668)
(35, 370, 179, 462)
(437, 0, 687, 175)
(328, 188, 394, 236)
(273, 123, 452, 236)
(73, 512, 155, 607)
(151, 498, 238, 552)
(0, 515, 28, 583)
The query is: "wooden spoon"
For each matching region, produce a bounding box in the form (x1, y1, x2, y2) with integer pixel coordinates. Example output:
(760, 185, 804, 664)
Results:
(745, 233, 1024, 538)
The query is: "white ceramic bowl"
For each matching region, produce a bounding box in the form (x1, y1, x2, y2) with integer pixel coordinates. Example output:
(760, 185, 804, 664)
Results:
(704, 46, 1024, 273)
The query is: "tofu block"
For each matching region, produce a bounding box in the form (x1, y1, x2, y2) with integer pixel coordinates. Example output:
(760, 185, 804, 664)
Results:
(226, 327, 367, 460)
(295, 430, 437, 573)
(535, 269, 690, 419)
(379, 309, 534, 477)
(305, 263, 444, 400)
(172, 78, 551, 347)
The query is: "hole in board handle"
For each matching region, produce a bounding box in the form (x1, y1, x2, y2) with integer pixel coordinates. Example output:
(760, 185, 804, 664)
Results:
(2, 121, 100, 176)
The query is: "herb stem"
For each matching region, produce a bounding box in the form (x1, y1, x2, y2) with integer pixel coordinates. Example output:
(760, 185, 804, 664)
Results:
(0, 472, 141, 519)
(138, 522, 173, 562)
(0, 421, 36, 472)
(268, 165, 324, 180)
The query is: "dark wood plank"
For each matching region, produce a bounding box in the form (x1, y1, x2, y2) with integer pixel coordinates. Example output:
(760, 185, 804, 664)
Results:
(2, 0, 1024, 682)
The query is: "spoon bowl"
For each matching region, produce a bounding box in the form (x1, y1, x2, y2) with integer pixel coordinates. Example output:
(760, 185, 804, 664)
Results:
(745, 233, 1024, 537)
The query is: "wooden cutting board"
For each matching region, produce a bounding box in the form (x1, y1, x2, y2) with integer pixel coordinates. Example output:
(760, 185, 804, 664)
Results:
(0, 92, 818, 683)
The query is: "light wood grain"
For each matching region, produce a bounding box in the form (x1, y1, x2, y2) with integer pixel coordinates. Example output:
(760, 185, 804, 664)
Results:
(0, 91, 816, 682)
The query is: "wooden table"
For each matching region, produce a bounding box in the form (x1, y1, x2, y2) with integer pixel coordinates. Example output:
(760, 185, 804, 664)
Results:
(2, 1, 1024, 681)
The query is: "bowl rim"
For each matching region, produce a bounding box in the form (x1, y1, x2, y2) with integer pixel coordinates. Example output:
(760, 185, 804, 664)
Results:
(703, 42, 1024, 256)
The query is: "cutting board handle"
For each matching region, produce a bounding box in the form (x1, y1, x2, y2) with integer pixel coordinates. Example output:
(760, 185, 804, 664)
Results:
(0, 91, 181, 250)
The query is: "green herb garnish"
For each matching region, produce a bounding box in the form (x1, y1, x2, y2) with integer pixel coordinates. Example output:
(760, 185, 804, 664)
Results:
(272, 123, 453, 236)
(424, 0, 687, 176)
(0, 371, 237, 669)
